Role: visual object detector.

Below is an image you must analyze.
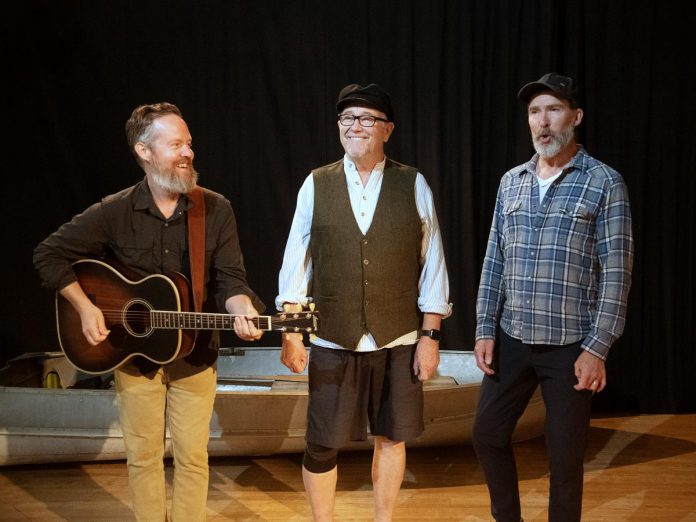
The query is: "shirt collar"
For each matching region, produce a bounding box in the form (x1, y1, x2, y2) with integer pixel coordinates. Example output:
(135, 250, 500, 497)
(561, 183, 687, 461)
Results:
(133, 176, 194, 213)
(133, 177, 153, 210)
(342, 155, 388, 184)
(521, 145, 588, 177)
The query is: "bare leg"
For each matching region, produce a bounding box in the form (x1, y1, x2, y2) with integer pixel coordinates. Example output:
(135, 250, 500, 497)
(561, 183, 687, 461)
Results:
(372, 436, 406, 522)
(302, 464, 338, 521)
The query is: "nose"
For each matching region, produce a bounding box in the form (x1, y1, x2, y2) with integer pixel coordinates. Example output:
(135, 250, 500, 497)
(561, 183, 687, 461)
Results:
(350, 118, 364, 131)
(181, 144, 194, 158)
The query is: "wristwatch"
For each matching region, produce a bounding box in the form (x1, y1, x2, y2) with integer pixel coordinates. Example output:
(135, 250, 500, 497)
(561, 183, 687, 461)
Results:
(420, 329, 441, 341)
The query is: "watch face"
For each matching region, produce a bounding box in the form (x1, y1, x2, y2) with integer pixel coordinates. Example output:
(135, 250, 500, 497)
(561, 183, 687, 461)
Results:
(423, 329, 441, 340)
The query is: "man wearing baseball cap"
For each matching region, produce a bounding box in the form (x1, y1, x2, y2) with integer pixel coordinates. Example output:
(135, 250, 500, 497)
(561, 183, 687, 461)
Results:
(277, 83, 451, 521)
(472, 73, 634, 521)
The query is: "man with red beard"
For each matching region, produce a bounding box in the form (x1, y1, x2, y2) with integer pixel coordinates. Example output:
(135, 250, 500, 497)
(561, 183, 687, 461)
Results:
(472, 74, 633, 522)
(34, 102, 264, 521)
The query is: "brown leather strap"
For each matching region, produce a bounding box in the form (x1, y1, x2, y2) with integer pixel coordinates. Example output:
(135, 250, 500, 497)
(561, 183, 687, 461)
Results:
(187, 187, 206, 313)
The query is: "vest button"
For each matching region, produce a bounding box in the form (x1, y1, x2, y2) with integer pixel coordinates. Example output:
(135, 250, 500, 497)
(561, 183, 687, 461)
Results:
(363, 259, 369, 265)
(362, 239, 368, 245)
(364, 280, 369, 285)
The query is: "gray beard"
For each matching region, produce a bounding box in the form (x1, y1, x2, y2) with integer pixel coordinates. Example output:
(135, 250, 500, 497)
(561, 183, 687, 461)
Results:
(533, 125, 575, 159)
(150, 163, 199, 194)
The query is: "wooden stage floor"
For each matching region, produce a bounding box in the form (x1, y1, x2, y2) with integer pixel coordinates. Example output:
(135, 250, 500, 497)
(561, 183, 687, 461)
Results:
(1, 413, 695, 521)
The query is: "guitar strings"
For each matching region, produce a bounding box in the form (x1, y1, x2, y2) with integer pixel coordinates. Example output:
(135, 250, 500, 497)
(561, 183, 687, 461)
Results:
(93, 309, 315, 329)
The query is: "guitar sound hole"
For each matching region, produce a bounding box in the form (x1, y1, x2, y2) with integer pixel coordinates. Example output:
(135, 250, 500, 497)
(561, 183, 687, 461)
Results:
(123, 301, 152, 337)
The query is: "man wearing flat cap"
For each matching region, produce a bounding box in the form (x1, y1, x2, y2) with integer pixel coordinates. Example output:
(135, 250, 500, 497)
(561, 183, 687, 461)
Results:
(277, 83, 451, 521)
(472, 73, 633, 521)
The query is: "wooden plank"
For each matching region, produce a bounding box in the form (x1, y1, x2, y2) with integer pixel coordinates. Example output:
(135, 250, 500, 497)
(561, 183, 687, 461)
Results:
(1, 413, 695, 521)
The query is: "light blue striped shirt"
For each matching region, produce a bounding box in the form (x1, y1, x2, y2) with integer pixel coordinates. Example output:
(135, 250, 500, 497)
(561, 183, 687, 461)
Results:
(277, 156, 451, 351)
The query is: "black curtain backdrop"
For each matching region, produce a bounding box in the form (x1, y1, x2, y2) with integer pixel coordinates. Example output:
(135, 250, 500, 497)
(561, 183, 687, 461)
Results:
(4, 1, 694, 413)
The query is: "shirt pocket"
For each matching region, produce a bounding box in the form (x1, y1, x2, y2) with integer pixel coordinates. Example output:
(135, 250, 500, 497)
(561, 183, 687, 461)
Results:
(112, 233, 154, 273)
(559, 201, 596, 221)
(501, 200, 526, 249)
(557, 201, 599, 255)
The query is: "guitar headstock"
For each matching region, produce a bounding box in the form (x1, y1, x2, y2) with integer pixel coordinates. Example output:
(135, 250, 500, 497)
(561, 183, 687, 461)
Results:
(272, 309, 320, 333)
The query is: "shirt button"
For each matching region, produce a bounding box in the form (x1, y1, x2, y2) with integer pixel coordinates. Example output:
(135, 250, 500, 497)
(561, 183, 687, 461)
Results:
(164, 249, 169, 254)
(362, 196, 367, 200)
(526, 300, 530, 304)
(361, 212, 365, 216)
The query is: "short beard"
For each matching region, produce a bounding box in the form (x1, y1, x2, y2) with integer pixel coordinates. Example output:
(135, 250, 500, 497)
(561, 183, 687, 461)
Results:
(533, 125, 575, 159)
(150, 161, 199, 194)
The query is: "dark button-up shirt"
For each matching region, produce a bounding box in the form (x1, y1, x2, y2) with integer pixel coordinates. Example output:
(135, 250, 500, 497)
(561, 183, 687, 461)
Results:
(476, 147, 633, 359)
(34, 177, 264, 374)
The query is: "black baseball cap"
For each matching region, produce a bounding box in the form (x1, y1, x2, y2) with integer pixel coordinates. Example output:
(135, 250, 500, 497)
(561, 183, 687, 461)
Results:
(518, 73, 578, 107)
(336, 83, 394, 122)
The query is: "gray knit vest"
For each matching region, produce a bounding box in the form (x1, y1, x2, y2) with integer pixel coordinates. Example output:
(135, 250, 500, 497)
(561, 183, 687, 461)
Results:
(310, 159, 422, 349)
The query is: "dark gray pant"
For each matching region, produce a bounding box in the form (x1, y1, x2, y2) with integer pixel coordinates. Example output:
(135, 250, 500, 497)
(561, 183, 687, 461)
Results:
(472, 330, 593, 522)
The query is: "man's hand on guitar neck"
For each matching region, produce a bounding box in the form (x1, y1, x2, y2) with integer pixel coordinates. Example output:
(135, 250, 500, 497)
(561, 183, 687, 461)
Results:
(60, 281, 110, 346)
(226, 294, 264, 342)
(281, 303, 308, 374)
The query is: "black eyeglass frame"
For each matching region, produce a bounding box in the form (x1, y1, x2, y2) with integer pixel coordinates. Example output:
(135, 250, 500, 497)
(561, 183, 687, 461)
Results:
(337, 114, 390, 127)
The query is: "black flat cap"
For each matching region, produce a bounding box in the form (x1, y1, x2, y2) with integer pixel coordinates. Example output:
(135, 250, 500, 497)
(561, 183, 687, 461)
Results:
(518, 73, 578, 107)
(336, 83, 394, 121)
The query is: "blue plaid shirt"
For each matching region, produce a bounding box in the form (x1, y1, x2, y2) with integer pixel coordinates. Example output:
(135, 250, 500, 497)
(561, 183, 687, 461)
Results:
(476, 147, 633, 359)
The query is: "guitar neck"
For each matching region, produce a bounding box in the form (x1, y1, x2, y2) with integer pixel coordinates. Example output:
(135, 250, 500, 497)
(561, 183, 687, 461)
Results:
(150, 311, 314, 333)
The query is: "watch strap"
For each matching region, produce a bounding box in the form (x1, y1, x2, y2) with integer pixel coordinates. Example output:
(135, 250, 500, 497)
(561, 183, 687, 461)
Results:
(420, 328, 441, 341)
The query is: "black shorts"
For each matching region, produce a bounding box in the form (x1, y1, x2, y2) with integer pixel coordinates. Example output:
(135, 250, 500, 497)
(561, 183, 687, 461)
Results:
(306, 343, 424, 448)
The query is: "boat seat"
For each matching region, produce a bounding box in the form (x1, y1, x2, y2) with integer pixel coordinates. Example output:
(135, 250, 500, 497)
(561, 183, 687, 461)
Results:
(423, 375, 458, 387)
(271, 380, 309, 391)
(267, 376, 458, 391)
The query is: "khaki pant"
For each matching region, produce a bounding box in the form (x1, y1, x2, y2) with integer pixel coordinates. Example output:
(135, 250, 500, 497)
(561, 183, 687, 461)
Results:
(115, 364, 217, 522)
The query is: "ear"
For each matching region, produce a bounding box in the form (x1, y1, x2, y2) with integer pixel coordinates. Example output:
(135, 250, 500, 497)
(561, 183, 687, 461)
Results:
(134, 142, 150, 162)
(573, 108, 584, 127)
(383, 122, 395, 143)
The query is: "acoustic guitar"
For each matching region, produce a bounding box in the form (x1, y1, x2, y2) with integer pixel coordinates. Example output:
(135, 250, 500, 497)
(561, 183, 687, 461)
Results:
(56, 259, 319, 374)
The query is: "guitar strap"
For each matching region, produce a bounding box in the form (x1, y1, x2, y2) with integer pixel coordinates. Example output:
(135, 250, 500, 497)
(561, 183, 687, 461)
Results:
(187, 187, 206, 313)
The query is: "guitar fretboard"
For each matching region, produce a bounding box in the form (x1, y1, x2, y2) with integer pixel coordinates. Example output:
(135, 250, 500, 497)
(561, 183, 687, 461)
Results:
(151, 312, 272, 331)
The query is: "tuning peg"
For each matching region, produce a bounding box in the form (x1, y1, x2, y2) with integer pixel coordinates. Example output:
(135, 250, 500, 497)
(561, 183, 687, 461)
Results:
(309, 302, 315, 312)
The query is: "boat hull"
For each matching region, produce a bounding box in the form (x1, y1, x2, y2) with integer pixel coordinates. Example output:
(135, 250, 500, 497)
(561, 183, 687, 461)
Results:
(0, 349, 545, 465)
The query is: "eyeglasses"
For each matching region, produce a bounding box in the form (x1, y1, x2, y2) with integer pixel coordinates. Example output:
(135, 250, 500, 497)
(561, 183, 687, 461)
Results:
(338, 114, 389, 127)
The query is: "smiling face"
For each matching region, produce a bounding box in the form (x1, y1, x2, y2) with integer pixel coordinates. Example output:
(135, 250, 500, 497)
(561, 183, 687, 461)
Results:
(136, 114, 198, 194)
(338, 106, 394, 165)
(527, 92, 583, 159)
